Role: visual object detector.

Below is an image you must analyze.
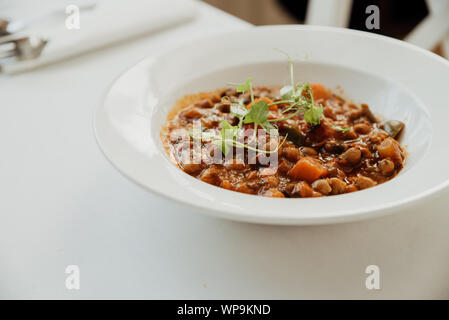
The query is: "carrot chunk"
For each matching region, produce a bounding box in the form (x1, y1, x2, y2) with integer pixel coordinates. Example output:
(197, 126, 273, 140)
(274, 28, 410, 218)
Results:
(246, 97, 278, 111)
(288, 157, 328, 183)
(309, 83, 331, 101)
(221, 180, 233, 190)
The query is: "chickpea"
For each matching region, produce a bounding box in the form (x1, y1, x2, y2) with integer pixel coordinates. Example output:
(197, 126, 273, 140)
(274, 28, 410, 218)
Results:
(199, 167, 221, 185)
(181, 163, 203, 174)
(300, 146, 318, 156)
(378, 137, 402, 164)
(354, 123, 371, 134)
(356, 176, 376, 190)
(379, 159, 395, 176)
(224, 159, 246, 170)
(264, 176, 280, 187)
(181, 107, 203, 119)
(340, 147, 361, 165)
(292, 182, 314, 198)
(312, 179, 332, 195)
(328, 178, 346, 194)
(194, 99, 213, 108)
(282, 147, 301, 161)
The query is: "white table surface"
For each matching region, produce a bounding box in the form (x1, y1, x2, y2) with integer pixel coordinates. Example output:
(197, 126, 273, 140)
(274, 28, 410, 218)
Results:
(1, 2, 448, 300)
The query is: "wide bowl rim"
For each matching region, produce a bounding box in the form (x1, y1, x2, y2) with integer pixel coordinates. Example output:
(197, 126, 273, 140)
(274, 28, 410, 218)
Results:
(94, 25, 449, 225)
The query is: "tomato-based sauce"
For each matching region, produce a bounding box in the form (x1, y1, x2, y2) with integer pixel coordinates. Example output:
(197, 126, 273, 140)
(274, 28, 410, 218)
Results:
(161, 85, 406, 198)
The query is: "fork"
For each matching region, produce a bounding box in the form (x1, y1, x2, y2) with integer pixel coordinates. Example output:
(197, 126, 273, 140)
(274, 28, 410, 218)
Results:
(0, 36, 48, 61)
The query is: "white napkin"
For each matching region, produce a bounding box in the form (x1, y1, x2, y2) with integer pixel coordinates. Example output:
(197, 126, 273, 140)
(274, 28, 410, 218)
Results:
(1, 0, 197, 74)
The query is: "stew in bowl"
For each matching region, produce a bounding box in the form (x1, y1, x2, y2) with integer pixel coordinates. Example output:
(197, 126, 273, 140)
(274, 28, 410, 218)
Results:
(161, 56, 406, 198)
(95, 26, 447, 225)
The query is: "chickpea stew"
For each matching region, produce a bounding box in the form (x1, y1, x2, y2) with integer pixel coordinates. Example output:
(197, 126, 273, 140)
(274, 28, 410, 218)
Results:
(160, 56, 406, 198)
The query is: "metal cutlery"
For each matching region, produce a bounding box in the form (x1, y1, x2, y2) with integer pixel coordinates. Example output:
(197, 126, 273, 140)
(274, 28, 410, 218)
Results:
(0, 36, 48, 61)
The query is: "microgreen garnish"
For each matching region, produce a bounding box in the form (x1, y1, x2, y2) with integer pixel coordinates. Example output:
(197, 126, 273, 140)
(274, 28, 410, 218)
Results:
(219, 135, 288, 155)
(304, 104, 324, 126)
(206, 49, 325, 155)
(213, 120, 240, 155)
(274, 48, 295, 94)
(333, 125, 350, 134)
(194, 119, 286, 156)
(270, 51, 324, 127)
(229, 77, 255, 104)
(243, 100, 268, 125)
(230, 103, 247, 118)
(228, 81, 279, 136)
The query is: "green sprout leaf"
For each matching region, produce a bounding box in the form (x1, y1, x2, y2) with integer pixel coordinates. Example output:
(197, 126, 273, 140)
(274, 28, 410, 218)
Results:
(243, 100, 269, 125)
(274, 48, 295, 90)
(215, 120, 239, 155)
(280, 85, 294, 100)
(229, 77, 255, 104)
(273, 50, 323, 126)
(236, 77, 252, 93)
(333, 125, 350, 134)
(213, 49, 327, 156)
(304, 104, 323, 126)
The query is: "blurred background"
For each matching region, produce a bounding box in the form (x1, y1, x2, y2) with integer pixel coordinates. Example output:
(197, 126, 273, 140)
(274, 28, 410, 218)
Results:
(0, 0, 447, 74)
(204, 0, 445, 56)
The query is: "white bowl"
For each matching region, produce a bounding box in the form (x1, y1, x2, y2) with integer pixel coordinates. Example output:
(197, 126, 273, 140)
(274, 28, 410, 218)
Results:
(94, 25, 449, 225)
